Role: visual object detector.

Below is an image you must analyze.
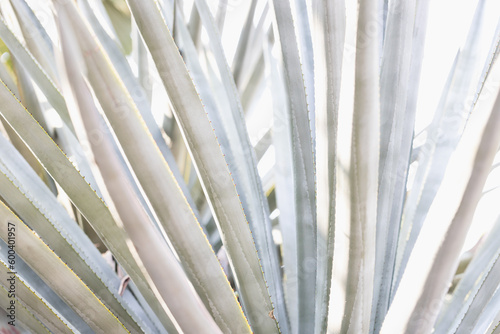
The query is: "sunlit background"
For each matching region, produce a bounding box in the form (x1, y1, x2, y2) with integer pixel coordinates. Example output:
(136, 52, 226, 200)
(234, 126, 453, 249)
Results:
(0, 0, 496, 258)
(0, 2, 499, 328)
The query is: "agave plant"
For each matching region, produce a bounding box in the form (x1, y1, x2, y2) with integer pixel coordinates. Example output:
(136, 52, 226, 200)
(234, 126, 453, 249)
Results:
(0, 0, 499, 333)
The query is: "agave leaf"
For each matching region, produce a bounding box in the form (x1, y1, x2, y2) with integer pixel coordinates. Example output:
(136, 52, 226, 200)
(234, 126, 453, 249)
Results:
(435, 215, 500, 333)
(8, 0, 58, 82)
(189, 0, 288, 327)
(14, 58, 49, 133)
(78, 0, 201, 223)
(126, 0, 280, 332)
(0, 201, 130, 333)
(58, 11, 218, 329)
(54, 124, 104, 199)
(385, 0, 430, 304)
(0, 57, 47, 183)
(270, 0, 317, 331)
(187, 2, 201, 48)
(231, 0, 257, 87)
(102, 0, 132, 54)
(311, 0, 345, 333)
(77, 0, 141, 105)
(245, 5, 270, 88)
(3, 245, 124, 333)
(58, 12, 223, 332)
(484, 300, 500, 334)
(0, 283, 51, 333)
(472, 291, 500, 334)
(325, 0, 366, 331)
(394, 0, 498, 293)
(291, 0, 315, 142)
(454, 254, 500, 333)
(241, 51, 265, 112)
(0, 57, 17, 94)
(0, 67, 49, 190)
(232, 2, 269, 99)
(392, 50, 458, 293)
(384, 53, 500, 334)
(376, 0, 418, 293)
(469, 20, 500, 111)
(0, 119, 40, 185)
(77, 0, 151, 116)
(0, 256, 80, 333)
(80, 0, 120, 43)
(264, 31, 298, 333)
(135, 27, 152, 103)
(0, 76, 176, 333)
(0, 132, 160, 333)
(254, 128, 272, 161)
(372, 0, 429, 330)
(197, 42, 268, 251)
(378, 0, 389, 55)
(408, 92, 500, 332)
(480, 289, 500, 334)
(55, 1, 252, 332)
(215, 0, 226, 32)
(0, 14, 73, 132)
(340, 1, 380, 332)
